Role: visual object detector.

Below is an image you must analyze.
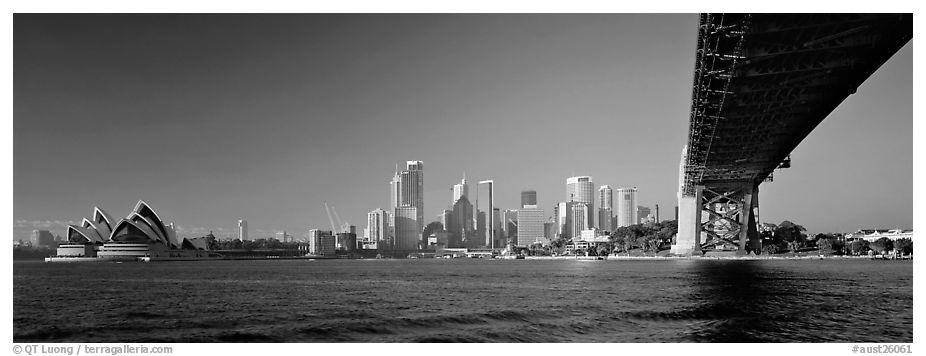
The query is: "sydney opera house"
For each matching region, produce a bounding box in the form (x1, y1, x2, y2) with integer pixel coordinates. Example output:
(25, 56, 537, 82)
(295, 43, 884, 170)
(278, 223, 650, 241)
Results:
(52, 200, 212, 261)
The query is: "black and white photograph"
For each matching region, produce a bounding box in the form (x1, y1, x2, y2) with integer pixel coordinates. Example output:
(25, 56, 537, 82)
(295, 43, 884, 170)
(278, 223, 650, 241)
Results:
(9, 4, 916, 352)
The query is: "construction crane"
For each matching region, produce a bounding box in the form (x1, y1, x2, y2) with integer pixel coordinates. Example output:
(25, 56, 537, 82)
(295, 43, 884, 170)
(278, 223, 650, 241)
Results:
(323, 202, 350, 234)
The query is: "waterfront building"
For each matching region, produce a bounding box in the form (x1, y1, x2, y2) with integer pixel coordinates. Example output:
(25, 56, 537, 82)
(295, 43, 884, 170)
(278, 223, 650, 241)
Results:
(393, 207, 419, 250)
(493, 207, 503, 248)
(309, 229, 335, 256)
(59, 201, 212, 260)
(517, 207, 545, 247)
(544, 220, 557, 241)
(616, 187, 638, 227)
(598, 185, 613, 232)
(521, 190, 537, 208)
(335, 232, 358, 251)
(31, 230, 56, 248)
(847, 229, 914, 242)
(366, 208, 390, 249)
(238, 219, 248, 241)
(637, 206, 652, 224)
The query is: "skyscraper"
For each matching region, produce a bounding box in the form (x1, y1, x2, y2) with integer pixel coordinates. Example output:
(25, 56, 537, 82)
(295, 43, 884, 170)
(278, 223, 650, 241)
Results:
(570, 203, 590, 238)
(521, 190, 537, 208)
(393, 206, 419, 250)
(598, 185, 613, 232)
(366, 208, 389, 248)
(616, 187, 638, 227)
(389, 160, 424, 238)
(567, 176, 594, 228)
(517, 207, 545, 247)
(238, 219, 248, 241)
(453, 174, 469, 202)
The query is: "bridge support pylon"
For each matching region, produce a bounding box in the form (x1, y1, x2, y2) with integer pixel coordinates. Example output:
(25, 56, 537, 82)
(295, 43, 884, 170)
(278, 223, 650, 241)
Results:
(671, 185, 703, 256)
(672, 183, 761, 256)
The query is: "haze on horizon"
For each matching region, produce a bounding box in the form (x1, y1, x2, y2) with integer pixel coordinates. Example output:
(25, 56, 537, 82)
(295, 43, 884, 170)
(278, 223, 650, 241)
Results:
(13, 14, 912, 241)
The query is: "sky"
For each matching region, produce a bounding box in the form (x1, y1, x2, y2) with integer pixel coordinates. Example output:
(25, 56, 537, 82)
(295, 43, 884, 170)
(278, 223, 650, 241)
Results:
(12, 14, 912, 241)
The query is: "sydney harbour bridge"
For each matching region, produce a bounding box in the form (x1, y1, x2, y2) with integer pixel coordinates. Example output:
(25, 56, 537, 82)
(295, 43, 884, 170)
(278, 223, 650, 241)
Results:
(670, 13, 912, 255)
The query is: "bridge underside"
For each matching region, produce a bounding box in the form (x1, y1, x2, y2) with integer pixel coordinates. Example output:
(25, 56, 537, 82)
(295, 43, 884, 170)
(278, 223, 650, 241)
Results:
(672, 13, 912, 255)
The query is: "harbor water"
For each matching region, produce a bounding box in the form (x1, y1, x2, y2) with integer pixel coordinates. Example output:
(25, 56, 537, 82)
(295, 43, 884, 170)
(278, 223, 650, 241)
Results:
(13, 258, 912, 342)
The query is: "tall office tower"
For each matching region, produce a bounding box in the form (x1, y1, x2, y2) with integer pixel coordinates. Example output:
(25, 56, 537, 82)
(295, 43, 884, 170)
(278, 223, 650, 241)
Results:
(570, 203, 590, 238)
(389, 161, 424, 235)
(637, 206, 652, 224)
(453, 174, 469, 202)
(493, 207, 503, 248)
(448, 197, 474, 248)
(31, 230, 55, 248)
(393, 207, 419, 250)
(616, 187, 639, 227)
(566, 176, 595, 227)
(474, 210, 486, 248)
(367, 208, 390, 248)
(521, 190, 537, 208)
(238, 219, 248, 241)
(544, 219, 557, 241)
(517, 207, 545, 247)
(504, 209, 518, 242)
(440, 209, 453, 232)
(555, 202, 569, 238)
(598, 185, 613, 232)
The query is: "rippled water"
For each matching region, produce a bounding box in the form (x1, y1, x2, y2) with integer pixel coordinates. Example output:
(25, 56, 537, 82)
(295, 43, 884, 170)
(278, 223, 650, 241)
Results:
(13, 258, 912, 342)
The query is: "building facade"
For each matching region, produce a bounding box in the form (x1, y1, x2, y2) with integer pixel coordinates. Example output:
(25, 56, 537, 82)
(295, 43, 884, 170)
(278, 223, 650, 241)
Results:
(567, 176, 595, 228)
(237, 219, 248, 241)
(517, 207, 545, 247)
(393, 207, 419, 250)
(598, 185, 613, 232)
(31, 230, 56, 248)
(637, 206, 652, 224)
(366, 208, 389, 249)
(309, 229, 335, 256)
(616, 187, 638, 227)
(521, 190, 537, 208)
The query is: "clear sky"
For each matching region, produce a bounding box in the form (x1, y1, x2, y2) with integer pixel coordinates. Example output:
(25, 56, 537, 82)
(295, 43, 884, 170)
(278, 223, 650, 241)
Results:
(13, 14, 912, 241)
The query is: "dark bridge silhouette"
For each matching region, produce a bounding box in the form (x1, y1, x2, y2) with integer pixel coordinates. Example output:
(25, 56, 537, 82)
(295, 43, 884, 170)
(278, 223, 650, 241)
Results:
(671, 13, 912, 255)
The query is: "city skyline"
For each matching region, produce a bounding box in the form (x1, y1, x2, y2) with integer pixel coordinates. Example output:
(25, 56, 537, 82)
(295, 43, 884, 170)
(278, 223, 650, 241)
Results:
(13, 14, 913, 242)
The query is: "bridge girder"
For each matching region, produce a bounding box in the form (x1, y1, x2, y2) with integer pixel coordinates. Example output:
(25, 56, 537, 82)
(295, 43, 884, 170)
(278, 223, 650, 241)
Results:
(673, 13, 911, 255)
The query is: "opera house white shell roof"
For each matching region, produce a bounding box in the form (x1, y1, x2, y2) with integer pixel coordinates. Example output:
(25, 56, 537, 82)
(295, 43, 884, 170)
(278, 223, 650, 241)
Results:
(66, 200, 202, 250)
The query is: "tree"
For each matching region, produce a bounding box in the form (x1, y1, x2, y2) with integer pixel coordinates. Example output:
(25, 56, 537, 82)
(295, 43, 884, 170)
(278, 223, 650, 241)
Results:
(775, 221, 807, 252)
(816, 238, 844, 255)
(869, 237, 894, 255)
(894, 238, 913, 255)
(847, 239, 870, 255)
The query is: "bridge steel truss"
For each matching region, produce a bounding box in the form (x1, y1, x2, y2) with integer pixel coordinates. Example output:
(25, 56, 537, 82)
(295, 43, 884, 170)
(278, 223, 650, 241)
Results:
(673, 13, 912, 255)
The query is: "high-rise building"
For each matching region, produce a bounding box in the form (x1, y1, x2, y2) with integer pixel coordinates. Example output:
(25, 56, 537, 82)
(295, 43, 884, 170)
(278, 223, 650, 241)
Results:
(237, 219, 248, 241)
(493, 207, 503, 248)
(570, 203, 590, 238)
(521, 190, 537, 208)
(389, 161, 424, 237)
(567, 176, 595, 227)
(31, 230, 56, 248)
(637, 206, 652, 224)
(616, 187, 638, 227)
(448, 197, 474, 248)
(598, 185, 613, 232)
(366, 208, 389, 248)
(517, 207, 545, 247)
(309, 229, 335, 255)
(393, 207, 419, 250)
(453, 174, 469, 202)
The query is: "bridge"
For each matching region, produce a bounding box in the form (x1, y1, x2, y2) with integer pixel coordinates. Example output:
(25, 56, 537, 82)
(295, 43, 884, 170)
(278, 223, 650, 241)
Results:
(670, 13, 912, 255)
